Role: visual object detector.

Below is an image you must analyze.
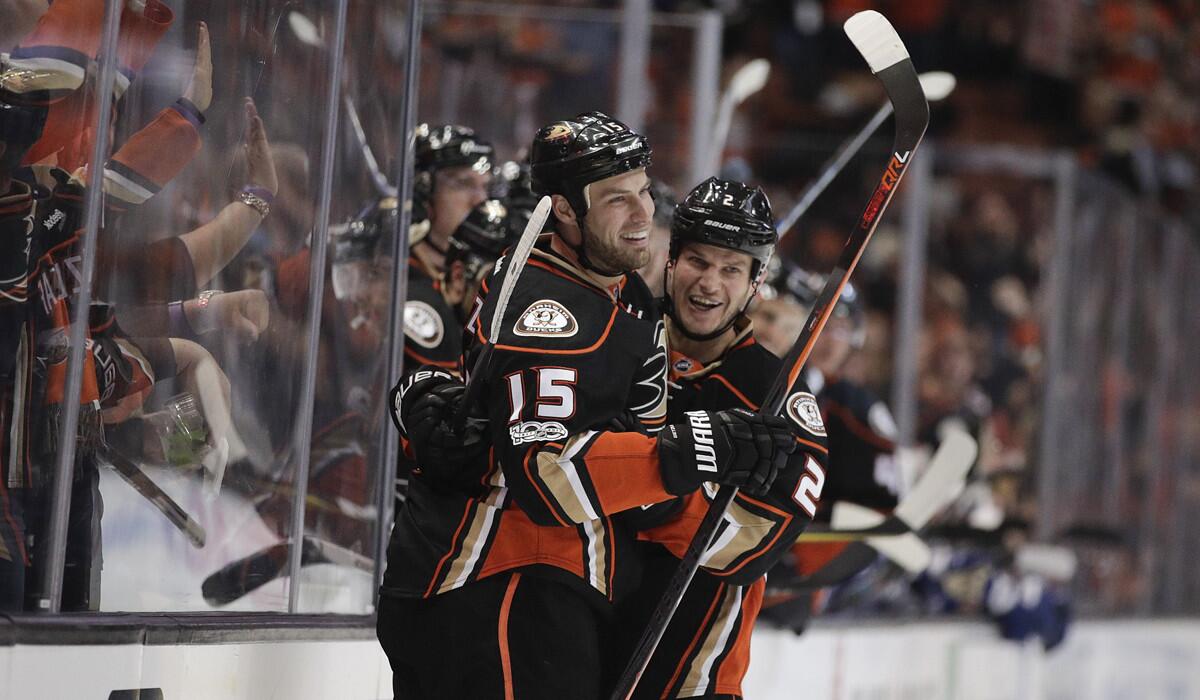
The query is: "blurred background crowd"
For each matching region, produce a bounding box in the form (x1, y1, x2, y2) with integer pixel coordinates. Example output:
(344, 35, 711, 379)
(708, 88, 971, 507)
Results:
(1, 0, 1197, 648)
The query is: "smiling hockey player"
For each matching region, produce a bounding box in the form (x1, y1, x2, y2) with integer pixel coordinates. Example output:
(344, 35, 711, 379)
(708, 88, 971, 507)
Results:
(609, 178, 830, 699)
(378, 113, 799, 700)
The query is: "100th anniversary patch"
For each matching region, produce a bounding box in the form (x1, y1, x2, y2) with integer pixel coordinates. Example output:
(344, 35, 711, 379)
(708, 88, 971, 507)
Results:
(514, 299, 578, 338)
(403, 301, 444, 348)
(785, 391, 827, 437)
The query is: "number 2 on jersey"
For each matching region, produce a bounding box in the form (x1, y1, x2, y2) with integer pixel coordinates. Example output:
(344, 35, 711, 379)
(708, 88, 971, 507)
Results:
(792, 455, 826, 518)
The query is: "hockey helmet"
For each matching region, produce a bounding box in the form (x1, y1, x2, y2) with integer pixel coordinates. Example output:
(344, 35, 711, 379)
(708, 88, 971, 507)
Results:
(778, 263, 866, 348)
(415, 123, 495, 174)
(331, 196, 399, 301)
(650, 179, 678, 229)
(529, 111, 651, 217)
(446, 199, 513, 281)
(412, 123, 494, 230)
(669, 177, 777, 283)
(494, 159, 539, 239)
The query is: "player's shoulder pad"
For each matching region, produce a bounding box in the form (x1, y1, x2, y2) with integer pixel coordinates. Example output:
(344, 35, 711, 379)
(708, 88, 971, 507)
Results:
(403, 274, 457, 350)
(487, 264, 635, 353)
(712, 341, 783, 408)
(821, 378, 897, 440)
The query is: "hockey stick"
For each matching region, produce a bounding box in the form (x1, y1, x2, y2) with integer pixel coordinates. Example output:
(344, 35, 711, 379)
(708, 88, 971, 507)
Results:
(101, 448, 206, 548)
(776, 71, 955, 239)
(201, 535, 372, 606)
(804, 428, 977, 539)
(707, 58, 771, 176)
(343, 95, 397, 197)
(451, 195, 552, 428)
(611, 13, 929, 699)
(786, 428, 975, 586)
(287, 9, 397, 199)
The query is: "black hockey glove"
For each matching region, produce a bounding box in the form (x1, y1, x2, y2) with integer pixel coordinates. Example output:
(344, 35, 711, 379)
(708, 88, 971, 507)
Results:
(389, 367, 489, 487)
(657, 409, 796, 497)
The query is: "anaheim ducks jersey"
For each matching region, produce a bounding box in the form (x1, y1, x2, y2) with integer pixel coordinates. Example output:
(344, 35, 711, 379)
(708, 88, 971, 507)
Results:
(2, 105, 201, 494)
(381, 233, 671, 606)
(614, 318, 829, 699)
(807, 368, 899, 518)
(401, 256, 462, 376)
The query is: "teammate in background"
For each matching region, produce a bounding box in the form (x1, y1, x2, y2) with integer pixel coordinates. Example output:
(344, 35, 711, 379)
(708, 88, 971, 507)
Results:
(378, 112, 798, 699)
(609, 178, 829, 699)
(400, 124, 494, 375)
(636, 179, 677, 297)
(492, 158, 538, 240)
(751, 265, 903, 633)
(439, 198, 513, 321)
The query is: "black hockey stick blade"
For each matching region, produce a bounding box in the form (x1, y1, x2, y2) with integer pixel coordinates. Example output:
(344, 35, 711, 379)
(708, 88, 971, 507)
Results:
(103, 448, 206, 548)
(610, 12, 929, 700)
(201, 535, 372, 606)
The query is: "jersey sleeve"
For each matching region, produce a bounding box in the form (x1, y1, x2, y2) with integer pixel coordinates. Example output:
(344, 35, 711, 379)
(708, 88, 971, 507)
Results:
(638, 424, 829, 585)
(485, 346, 677, 527)
(98, 101, 203, 213)
(637, 352, 832, 584)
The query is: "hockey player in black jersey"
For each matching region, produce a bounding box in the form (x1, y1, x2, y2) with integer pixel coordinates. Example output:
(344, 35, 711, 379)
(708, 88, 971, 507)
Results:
(752, 265, 902, 631)
(401, 124, 495, 375)
(777, 266, 901, 515)
(608, 178, 830, 699)
(378, 113, 799, 700)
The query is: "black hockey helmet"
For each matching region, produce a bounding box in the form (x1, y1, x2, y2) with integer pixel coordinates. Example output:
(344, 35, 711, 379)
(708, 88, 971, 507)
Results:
(415, 123, 495, 173)
(529, 111, 651, 217)
(446, 199, 513, 281)
(412, 123, 494, 231)
(669, 177, 777, 283)
(650, 179, 678, 229)
(331, 196, 399, 300)
(778, 263, 866, 348)
(665, 177, 778, 342)
(494, 159, 539, 239)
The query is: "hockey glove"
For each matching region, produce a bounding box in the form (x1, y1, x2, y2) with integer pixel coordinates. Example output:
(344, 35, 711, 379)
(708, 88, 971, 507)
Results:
(389, 367, 489, 487)
(657, 409, 796, 497)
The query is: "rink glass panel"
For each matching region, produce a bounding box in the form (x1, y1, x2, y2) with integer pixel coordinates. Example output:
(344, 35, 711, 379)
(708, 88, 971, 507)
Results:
(0, 0, 122, 613)
(93, 0, 346, 613)
(0, 0, 410, 615)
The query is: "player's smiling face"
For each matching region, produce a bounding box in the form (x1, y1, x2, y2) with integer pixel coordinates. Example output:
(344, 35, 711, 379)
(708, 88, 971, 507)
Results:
(579, 168, 654, 273)
(669, 242, 755, 337)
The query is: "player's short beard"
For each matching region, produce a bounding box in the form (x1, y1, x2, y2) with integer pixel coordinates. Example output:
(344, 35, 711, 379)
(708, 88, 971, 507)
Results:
(580, 217, 650, 274)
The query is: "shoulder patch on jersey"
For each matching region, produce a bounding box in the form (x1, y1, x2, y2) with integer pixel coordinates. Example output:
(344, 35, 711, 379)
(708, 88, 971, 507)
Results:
(786, 391, 827, 437)
(403, 300, 444, 348)
(513, 299, 578, 338)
